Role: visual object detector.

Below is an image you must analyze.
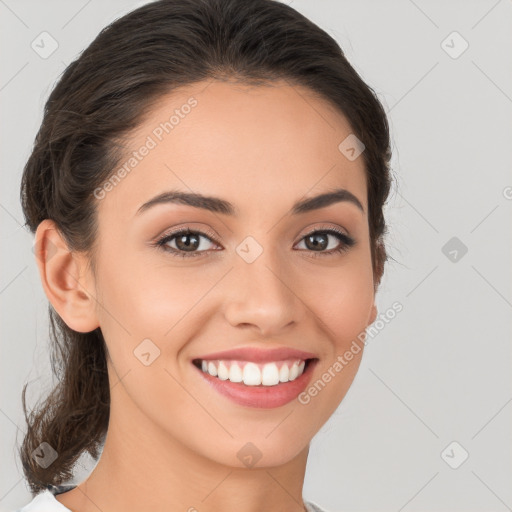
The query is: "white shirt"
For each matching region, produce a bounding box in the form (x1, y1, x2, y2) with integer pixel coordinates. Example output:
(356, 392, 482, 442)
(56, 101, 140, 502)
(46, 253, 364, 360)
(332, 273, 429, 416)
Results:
(15, 488, 329, 512)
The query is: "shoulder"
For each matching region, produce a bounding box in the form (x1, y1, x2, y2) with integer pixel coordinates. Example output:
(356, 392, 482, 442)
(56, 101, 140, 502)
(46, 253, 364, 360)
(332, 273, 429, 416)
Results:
(15, 487, 74, 512)
(305, 500, 330, 512)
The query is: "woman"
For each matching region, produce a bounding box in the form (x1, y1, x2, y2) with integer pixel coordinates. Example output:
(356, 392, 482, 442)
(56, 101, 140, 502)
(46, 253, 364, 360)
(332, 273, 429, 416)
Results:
(16, 0, 393, 510)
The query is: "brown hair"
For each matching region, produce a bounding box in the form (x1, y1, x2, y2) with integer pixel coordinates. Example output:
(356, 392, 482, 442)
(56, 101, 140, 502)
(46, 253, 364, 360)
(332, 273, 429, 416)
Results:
(19, 0, 394, 494)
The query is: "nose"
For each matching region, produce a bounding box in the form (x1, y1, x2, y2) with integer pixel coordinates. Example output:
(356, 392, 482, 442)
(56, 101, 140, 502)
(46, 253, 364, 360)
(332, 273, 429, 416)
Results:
(222, 244, 303, 336)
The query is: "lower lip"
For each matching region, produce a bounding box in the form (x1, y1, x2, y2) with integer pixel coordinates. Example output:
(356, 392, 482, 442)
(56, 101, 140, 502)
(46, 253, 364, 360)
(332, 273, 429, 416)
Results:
(194, 359, 318, 409)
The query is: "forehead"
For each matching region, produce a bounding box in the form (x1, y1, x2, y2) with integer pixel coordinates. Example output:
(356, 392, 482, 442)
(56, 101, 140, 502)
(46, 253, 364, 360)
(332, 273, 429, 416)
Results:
(99, 79, 367, 220)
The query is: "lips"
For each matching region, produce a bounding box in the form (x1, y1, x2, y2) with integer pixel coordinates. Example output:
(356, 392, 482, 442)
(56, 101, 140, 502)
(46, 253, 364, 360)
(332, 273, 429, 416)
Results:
(191, 345, 319, 408)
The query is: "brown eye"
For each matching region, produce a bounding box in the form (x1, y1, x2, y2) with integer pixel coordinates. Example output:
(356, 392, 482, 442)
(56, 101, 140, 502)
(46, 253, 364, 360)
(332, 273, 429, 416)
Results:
(295, 228, 355, 256)
(173, 232, 201, 252)
(156, 228, 219, 258)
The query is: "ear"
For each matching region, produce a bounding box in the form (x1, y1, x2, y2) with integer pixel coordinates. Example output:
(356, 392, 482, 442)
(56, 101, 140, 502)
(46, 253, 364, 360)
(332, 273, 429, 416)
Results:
(33, 219, 100, 333)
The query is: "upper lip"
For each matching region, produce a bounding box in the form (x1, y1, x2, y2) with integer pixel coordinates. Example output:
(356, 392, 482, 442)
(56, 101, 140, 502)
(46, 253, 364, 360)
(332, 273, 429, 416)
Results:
(193, 346, 318, 363)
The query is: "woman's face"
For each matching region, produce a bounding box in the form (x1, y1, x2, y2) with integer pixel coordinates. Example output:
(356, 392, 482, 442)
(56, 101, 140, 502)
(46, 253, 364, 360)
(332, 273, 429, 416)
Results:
(89, 79, 377, 467)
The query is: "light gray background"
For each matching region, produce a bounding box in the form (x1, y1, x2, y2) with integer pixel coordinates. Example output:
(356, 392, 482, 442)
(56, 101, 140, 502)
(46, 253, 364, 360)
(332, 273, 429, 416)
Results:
(1, 1, 511, 511)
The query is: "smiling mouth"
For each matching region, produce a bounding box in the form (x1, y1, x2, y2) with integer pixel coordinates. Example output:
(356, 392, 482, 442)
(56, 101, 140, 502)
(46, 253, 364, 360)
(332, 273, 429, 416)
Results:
(192, 357, 317, 387)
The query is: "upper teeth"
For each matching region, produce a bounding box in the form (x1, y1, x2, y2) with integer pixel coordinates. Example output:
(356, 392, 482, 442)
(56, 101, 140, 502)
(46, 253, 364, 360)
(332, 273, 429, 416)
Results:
(199, 359, 307, 386)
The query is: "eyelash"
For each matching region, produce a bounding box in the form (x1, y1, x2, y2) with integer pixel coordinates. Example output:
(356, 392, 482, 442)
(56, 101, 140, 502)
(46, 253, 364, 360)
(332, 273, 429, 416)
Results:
(154, 226, 355, 259)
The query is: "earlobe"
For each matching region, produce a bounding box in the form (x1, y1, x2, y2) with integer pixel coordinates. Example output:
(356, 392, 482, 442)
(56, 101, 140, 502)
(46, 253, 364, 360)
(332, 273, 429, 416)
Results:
(34, 219, 100, 333)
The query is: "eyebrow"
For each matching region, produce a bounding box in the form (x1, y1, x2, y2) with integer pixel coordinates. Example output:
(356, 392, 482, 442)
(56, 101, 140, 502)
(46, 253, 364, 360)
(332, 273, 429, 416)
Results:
(136, 187, 365, 217)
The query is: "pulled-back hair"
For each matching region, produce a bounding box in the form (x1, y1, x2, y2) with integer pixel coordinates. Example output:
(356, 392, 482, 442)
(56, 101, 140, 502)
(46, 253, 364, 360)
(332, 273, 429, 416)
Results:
(19, 0, 393, 494)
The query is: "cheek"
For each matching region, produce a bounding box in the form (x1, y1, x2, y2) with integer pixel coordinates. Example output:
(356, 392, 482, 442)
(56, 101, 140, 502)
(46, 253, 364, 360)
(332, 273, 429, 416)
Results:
(299, 259, 375, 347)
(96, 246, 199, 334)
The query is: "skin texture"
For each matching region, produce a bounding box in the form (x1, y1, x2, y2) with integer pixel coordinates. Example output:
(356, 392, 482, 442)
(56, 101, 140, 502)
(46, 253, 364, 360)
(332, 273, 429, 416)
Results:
(35, 79, 379, 512)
